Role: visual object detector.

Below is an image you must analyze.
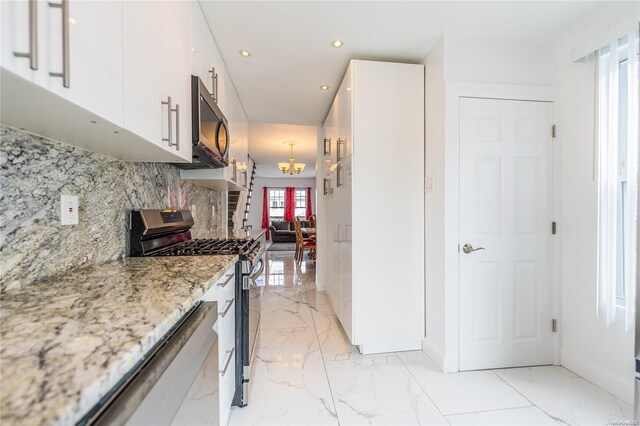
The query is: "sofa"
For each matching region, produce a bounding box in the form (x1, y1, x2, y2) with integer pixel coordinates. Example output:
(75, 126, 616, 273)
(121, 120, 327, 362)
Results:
(269, 220, 309, 242)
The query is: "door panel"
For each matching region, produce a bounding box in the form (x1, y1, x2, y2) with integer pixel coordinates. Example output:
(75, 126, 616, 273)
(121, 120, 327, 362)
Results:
(164, 0, 192, 162)
(459, 97, 553, 371)
(123, 1, 165, 148)
(1, 0, 36, 81)
(34, 1, 124, 125)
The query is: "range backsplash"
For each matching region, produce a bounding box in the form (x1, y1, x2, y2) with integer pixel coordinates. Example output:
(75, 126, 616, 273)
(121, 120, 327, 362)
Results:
(0, 126, 224, 290)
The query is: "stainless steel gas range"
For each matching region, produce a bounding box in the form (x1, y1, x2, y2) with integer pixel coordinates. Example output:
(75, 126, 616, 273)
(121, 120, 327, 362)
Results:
(129, 209, 264, 408)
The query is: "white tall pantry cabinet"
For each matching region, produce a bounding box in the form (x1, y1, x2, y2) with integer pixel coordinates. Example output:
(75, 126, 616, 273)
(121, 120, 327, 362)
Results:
(317, 60, 425, 354)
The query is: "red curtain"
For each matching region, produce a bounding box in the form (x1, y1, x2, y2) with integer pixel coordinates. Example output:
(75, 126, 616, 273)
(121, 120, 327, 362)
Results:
(261, 187, 270, 239)
(284, 187, 295, 221)
(306, 187, 313, 219)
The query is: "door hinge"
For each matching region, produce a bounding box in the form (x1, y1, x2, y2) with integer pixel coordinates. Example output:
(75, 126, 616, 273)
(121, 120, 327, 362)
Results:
(552, 124, 557, 138)
(552, 222, 557, 235)
(552, 319, 558, 332)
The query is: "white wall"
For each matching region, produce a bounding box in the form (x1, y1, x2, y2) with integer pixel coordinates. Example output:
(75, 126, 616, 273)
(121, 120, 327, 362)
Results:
(422, 38, 447, 368)
(420, 3, 639, 403)
(246, 176, 317, 236)
(555, 3, 639, 403)
(422, 35, 558, 371)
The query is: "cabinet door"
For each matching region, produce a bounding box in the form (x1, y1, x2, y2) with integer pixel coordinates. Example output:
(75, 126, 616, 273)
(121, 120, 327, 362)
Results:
(164, 0, 192, 162)
(341, 156, 353, 341)
(191, 2, 215, 94)
(36, 0, 124, 126)
(1, 0, 36, 82)
(224, 88, 242, 183)
(339, 65, 353, 159)
(211, 50, 226, 116)
(123, 1, 165, 148)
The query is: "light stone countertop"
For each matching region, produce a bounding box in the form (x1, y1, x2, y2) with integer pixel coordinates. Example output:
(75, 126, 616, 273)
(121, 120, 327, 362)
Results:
(0, 254, 238, 426)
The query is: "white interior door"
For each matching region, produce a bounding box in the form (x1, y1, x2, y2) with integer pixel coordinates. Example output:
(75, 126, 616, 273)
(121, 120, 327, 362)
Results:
(459, 97, 553, 371)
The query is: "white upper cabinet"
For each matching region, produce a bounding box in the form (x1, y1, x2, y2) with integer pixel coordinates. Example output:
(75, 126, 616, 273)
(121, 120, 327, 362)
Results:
(39, 0, 124, 126)
(1, 1, 37, 82)
(180, 6, 250, 192)
(1, 0, 124, 126)
(1, 0, 246, 168)
(163, 0, 192, 162)
(123, 1, 165, 151)
(123, 0, 191, 163)
(191, 3, 215, 94)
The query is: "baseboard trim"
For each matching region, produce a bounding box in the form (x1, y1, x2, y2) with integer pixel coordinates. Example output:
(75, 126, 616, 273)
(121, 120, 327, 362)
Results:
(358, 341, 421, 355)
(421, 337, 445, 371)
(560, 349, 634, 404)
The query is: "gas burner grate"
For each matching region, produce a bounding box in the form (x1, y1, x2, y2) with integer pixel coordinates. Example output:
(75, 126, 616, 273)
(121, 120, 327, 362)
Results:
(148, 238, 256, 256)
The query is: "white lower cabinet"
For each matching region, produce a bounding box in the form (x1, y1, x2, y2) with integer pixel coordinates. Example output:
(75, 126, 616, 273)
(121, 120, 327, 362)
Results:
(202, 267, 236, 425)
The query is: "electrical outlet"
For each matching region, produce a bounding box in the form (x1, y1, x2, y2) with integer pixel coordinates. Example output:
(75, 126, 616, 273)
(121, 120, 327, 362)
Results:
(212, 206, 216, 218)
(60, 195, 79, 225)
(191, 204, 197, 218)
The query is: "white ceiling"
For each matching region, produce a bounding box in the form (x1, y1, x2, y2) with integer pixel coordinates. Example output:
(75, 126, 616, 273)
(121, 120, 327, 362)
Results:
(200, 0, 612, 126)
(248, 122, 319, 178)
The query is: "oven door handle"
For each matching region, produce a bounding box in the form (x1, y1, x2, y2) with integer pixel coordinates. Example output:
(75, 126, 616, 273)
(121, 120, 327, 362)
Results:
(249, 258, 264, 285)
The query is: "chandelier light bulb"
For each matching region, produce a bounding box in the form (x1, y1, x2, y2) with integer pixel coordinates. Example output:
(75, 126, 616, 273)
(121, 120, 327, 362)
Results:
(277, 142, 306, 175)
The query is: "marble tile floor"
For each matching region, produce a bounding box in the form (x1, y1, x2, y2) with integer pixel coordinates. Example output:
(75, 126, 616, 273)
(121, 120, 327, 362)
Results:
(228, 251, 633, 426)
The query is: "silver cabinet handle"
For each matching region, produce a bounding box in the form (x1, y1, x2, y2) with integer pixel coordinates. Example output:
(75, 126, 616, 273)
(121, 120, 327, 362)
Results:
(162, 96, 172, 146)
(219, 347, 235, 376)
(337, 138, 345, 162)
(231, 159, 237, 181)
(217, 273, 234, 288)
(208, 67, 217, 102)
(14, 0, 38, 70)
(219, 298, 234, 317)
(174, 103, 180, 151)
(214, 72, 218, 103)
(462, 243, 485, 254)
(48, 0, 69, 87)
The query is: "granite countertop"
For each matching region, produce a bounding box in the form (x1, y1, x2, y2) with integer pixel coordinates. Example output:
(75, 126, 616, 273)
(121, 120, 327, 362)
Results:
(0, 254, 238, 426)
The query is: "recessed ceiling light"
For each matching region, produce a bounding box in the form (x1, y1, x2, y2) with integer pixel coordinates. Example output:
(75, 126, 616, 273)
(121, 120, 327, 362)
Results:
(320, 85, 329, 90)
(239, 50, 251, 57)
(332, 40, 343, 48)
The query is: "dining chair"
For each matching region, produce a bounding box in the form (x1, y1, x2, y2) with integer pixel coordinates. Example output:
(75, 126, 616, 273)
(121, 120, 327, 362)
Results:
(294, 218, 315, 264)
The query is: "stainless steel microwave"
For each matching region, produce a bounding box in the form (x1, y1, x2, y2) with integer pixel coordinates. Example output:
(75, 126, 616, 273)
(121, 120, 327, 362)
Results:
(178, 75, 230, 169)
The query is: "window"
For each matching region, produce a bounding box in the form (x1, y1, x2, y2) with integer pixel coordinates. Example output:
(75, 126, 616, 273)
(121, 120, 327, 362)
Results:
(268, 188, 308, 220)
(269, 189, 285, 220)
(596, 30, 638, 329)
(615, 51, 629, 303)
(295, 189, 306, 218)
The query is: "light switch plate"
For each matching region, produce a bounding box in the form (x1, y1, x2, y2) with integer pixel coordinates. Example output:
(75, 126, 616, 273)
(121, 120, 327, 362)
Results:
(425, 175, 434, 193)
(60, 195, 79, 225)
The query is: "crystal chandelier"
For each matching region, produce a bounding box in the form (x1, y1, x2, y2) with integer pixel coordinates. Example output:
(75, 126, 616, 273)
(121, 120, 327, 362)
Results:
(278, 142, 305, 175)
